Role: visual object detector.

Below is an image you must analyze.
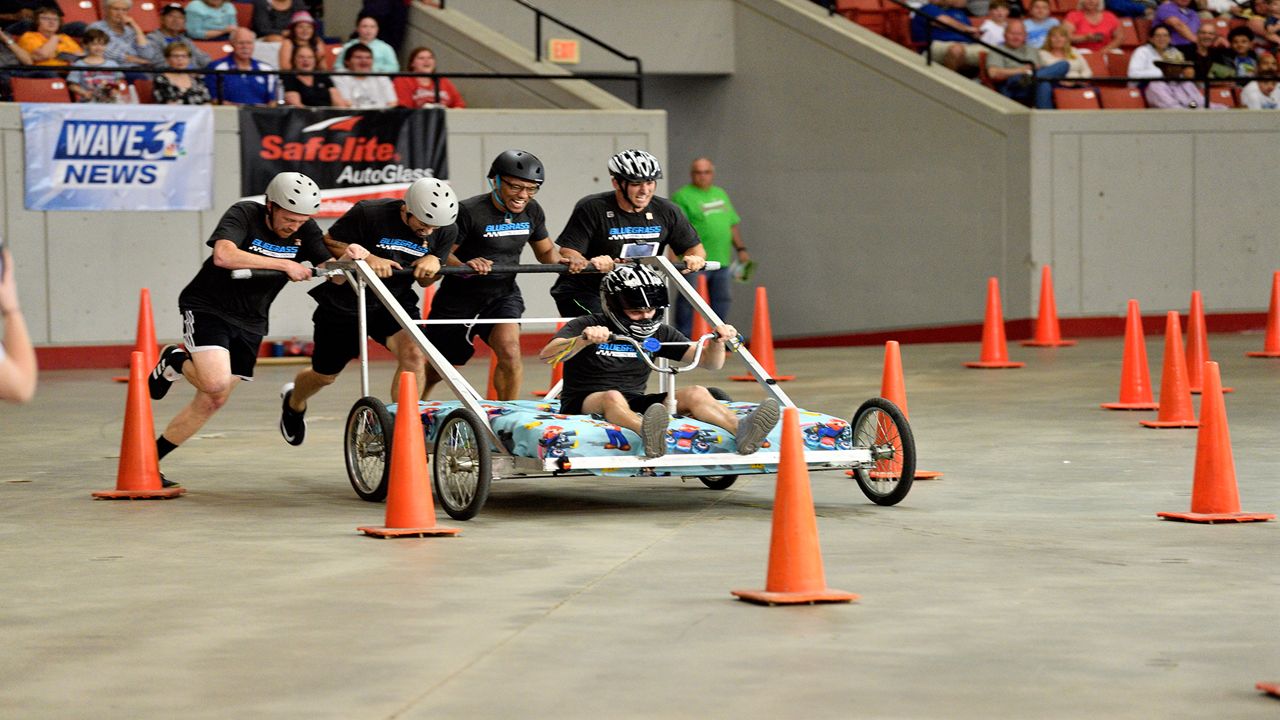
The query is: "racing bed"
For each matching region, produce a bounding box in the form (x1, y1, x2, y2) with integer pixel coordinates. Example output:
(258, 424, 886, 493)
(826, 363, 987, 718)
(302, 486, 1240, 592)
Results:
(242, 257, 916, 520)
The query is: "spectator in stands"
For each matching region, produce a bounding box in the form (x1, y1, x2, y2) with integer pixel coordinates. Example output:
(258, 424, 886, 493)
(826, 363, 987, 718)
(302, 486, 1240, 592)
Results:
(988, 19, 1069, 107)
(334, 14, 397, 73)
(282, 44, 347, 106)
(1248, 0, 1280, 48)
(0, 3, 35, 29)
(68, 28, 126, 102)
(395, 46, 467, 109)
(332, 43, 395, 108)
(153, 42, 211, 104)
(1185, 24, 1231, 77)
(1064, 0, 1122, 53)
(1240, 73, 1280, 106)
(359, 0, 407, 53)
(89, 0, 150, 67)
(1104, 0, 1155, 19)
(1222, 27, 1259, 75)
(1154, 0, 1201, 51)
(911, 0, 984, 73)
(1257, 48, 1278, 73)
(206, 27, 278, 105)
(144, 4, 210, 69)
(1145, 57, 1225, 106)
(979, 0, 1011, 45)
(1023, 0, 1060, 48)
(185, 0, 238, 41)
(1128, 24, 1184, 78)
(1040, 25, 1094, 81)
(18, 3, 83, 67)
(252, 0, 303, 42)
(0, 25, 35, 68)
(0, 244, 38, 404)
(277, 10, 325, 70)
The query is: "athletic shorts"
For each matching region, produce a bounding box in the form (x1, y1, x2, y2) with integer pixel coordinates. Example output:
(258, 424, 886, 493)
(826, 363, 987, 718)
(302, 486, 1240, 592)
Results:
(181, 309, 262, 380)
(424, 293, 525, 366)
(310, 304, 418, 376)
(558, 390, 667, 416)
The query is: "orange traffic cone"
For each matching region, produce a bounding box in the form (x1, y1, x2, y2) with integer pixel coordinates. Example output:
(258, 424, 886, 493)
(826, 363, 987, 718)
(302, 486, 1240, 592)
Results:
(1157, 362, 1273, 524)
(1101, 299, 1159, 410)
(533, 324, 564, 397)
(964, 277, 1024, 368)
(359, 372, 459, 537)
(484, 348, 499, 401)
(1140, 312, 1198, 429)
(1246, 271, 1280, 358)
(1022, 266, 1076, 347)
(93, 352, 184, 500)
(113, 288, 159, 383)
(730, 287, 795, 382)
(1258, 682, 1280, 698)
(732, 407, 858, 605)
(421, 282, 436, 319)
(847, 342, 941, 480)
(690, 274, 711, 340)
(1185, 290, 1233, 394)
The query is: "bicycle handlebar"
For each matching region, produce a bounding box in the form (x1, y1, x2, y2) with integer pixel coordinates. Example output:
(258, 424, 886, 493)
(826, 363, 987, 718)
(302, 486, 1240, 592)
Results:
(606, 332, 736, 374)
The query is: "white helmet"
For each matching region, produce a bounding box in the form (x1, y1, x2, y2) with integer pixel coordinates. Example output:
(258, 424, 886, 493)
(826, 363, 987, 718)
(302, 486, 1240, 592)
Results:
(405, 177, 458, 226)
(264, 172, 321, 215)
(607, 150, 663, 183)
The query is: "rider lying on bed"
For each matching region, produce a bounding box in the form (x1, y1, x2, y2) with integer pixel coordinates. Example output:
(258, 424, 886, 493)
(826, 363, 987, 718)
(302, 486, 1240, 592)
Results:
(538, 264, 780, 459)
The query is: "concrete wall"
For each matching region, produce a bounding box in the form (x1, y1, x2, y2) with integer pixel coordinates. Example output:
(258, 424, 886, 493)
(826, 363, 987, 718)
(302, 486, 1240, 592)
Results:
(0, 105, 665, 346)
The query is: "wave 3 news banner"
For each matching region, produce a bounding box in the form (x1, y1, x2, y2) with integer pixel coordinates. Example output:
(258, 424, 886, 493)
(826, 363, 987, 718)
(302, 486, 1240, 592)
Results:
(22, 104, 213, 211)
(238, 107, 447, 197)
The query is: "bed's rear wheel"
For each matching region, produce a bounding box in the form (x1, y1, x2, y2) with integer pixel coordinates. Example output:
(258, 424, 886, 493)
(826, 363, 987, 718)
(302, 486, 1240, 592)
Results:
(431, 408, 492, 521)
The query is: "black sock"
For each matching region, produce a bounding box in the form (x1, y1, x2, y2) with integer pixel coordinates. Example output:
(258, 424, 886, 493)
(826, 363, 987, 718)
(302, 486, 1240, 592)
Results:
(156, 435, 178, 460)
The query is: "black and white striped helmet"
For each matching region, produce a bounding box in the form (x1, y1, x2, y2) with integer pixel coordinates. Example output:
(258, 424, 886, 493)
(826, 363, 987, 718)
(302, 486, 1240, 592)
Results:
(600, 265, 668, 339)
(607, 149, 663, 183)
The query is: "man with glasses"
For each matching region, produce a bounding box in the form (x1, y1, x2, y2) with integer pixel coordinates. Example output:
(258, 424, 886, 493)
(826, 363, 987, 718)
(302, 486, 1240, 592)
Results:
(550, 149, 706, 317)
(421, 150, 559, 400)
(143, 3, 211, 69)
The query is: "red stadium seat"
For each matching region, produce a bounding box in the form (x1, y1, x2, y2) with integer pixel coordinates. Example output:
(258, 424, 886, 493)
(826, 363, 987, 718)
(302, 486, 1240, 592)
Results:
(234, 0, 252, 28)
(194, 39, 232, 59)
(11, 77, 72, 103)
(1106, 48, 1132, 76)
(1209, 85, 1238, 108)
(1118, 18, 1140, 48)
(131, 78, 153, 103)
(1097, 86, 1146, 108)
(59, 0, 100, 24)
(1053, 87, 1102, 108)
(129, 0, 161, 32)
(1080, 51, 1108, 77)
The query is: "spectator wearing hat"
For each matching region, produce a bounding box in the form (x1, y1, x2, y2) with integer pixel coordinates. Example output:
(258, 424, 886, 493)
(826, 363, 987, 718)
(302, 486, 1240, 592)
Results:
(144, 3, 210, 68)
(252, 0, 303, 42)
(1145, 58, 1226, 107)
(185, 0, 238, 41)
(278, 10, 326, 70)
(18, 2, 83, 67)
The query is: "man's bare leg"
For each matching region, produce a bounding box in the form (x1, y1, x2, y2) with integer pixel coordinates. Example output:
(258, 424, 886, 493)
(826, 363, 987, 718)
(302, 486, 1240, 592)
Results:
(488, 323, 523, 400)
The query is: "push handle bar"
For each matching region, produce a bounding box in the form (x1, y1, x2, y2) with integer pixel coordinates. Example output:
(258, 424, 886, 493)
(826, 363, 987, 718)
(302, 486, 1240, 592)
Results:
(231, 260, 719, 281)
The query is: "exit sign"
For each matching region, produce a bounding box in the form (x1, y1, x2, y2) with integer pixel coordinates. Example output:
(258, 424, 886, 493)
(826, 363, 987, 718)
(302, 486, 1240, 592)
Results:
(548, 38, 580, 64)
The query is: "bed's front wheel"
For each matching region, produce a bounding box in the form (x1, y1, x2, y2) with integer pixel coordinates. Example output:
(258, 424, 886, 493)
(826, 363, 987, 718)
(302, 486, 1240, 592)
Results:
(850, 398, 915, 506)
(699, 475, 738, 490)
(431, 408, 492, 521)
(345, 396, 393, 503)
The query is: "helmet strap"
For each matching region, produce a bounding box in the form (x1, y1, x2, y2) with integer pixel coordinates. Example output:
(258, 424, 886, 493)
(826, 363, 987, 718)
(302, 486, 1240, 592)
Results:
(488, 176, 516, 222)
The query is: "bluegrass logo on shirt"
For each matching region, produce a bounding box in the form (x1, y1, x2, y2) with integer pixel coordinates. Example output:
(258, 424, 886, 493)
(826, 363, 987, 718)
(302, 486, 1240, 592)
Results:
(595, 342, 639, 358)
(374, 237, 426, 257)
(484, 221, 531, 238)
(249, 238, 300, 259)
(608, 225, 662, 241)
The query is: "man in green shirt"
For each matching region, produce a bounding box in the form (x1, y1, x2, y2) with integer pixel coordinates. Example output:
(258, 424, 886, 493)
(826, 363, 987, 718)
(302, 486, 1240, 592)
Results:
(671, 157, 749, 337)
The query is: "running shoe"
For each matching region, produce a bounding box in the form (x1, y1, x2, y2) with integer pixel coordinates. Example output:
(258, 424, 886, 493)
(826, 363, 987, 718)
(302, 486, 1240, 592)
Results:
(640, 403, 669, 459)
(279, 382, 306, 446)
(159, 472, 180, 489)
(149, 344, 187, 401)
(735, 397, 781, 455)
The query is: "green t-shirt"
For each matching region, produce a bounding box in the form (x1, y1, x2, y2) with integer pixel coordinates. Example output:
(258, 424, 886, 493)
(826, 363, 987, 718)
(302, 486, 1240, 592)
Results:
(672, 183, 741, 266)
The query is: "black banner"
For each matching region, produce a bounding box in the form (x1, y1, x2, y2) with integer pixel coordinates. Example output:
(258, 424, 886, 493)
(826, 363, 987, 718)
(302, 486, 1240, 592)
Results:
(238, 107, 447, 196)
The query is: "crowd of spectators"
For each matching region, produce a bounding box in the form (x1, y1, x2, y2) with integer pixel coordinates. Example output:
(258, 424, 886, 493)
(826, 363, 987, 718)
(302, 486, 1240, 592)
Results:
(0, 1, 468, 108)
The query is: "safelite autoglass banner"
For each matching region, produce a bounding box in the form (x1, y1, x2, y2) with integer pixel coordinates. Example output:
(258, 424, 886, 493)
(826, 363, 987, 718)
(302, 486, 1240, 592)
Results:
(22, 103, 214, 211)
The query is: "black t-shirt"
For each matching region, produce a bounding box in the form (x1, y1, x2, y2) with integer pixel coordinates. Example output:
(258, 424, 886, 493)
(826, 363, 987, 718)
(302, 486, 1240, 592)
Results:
(554, 314, 688, 399)
(550, 192, 700, 298)
(178, 201, 329, 334)
(310, 198, 458, 314)
(438, 193, 549, 301)
(282, 74, 336, 107)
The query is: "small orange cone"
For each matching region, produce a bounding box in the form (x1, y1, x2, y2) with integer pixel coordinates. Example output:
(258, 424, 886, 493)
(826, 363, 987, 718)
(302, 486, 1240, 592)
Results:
(484, 348, 499, 401)
(847, 342, 941, 480)
(1157, 362, 1273, 524)
(421, 282, 436, 319)
(359, 372, 459, 538)
(1021, 266, 1076, 347)
(1140, 312, 1198, 429)
(732, 407, 858, 606)
(1258, 682, 1280, 698)
(690, 274, 711, 340)
(1185, 290, 1233, 394)
(533, 324, 564, 397)
(93, 352, 185, 500)
(1101, 299, 1159, 410)
(964, 277, 1024, 368)
(731, 286, 795, 382)
(113, 288, 159, 383)
(1246, 271, 1280, 358)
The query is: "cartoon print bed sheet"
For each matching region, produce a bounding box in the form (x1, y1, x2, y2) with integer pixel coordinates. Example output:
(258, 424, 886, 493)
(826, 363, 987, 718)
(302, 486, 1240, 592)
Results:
(391, 399, 853, 477)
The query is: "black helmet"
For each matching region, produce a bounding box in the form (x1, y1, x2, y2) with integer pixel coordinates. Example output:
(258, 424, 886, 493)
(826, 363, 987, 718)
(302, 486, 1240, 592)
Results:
(607, 149, 662, 183)
(488, 149, 545, 185)
(600, 265, 668, 339)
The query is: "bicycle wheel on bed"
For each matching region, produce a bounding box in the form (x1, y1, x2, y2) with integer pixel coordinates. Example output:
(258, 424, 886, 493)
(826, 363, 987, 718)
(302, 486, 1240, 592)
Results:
(850, 397, 915, 506)
(432, 408, 492, 521)
(345, 396, 393, 503)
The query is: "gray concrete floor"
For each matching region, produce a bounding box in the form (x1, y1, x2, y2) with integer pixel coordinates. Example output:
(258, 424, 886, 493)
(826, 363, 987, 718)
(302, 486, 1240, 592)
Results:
(2, 335, 1279, 719)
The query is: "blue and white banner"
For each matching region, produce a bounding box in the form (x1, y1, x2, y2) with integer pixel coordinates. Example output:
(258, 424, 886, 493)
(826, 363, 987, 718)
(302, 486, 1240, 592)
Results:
(22, 104, 213, 211)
